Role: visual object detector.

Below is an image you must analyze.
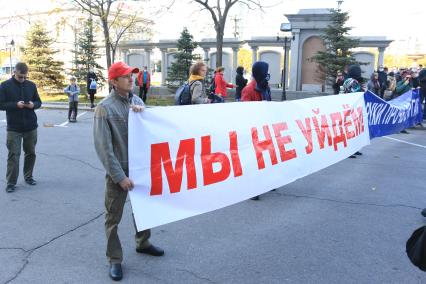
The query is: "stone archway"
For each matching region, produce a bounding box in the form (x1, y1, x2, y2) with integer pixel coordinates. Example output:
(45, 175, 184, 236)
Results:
(259, 50, 281, 87)
(301, 36, 326, 92)
(128, 53, 145, 69)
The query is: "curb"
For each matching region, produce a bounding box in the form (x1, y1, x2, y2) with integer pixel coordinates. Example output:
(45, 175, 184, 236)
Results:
(42, 103, 95, 111)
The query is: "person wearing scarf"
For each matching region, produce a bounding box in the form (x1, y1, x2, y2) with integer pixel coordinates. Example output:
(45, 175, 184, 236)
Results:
(367, 72, 381, 96)
(188, 62, 210, 104)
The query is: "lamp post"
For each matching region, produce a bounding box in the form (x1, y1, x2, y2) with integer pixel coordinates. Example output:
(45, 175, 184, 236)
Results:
(8, 39, 15, 76)
(277, 23, 292, 101)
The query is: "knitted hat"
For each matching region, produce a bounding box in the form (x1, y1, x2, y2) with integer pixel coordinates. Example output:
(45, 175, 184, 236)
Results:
(348, 64, 362, 81)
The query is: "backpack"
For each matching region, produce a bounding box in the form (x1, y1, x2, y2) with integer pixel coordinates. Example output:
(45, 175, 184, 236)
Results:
(89, 78, 97, 90)
(207, 77, 216, 99)
(174, 81, 198, 105)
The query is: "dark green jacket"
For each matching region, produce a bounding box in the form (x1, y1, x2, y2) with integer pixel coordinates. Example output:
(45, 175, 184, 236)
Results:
(395, 80, 412, 96)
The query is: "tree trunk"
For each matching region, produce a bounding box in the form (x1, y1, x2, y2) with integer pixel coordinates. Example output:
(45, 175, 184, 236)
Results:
(216, 29, 224, 67)
(101, 19, 112, 69)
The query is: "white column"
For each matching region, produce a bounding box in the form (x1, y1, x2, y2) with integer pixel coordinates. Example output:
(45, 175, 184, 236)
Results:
(232, 47, 239, 83)
(289, 29, 300, 91)
(145, 48, 152, 71)
(121, 49, 129, 63)
(377, 47, 385, 68)
(251, 46, 258, 64)
(160, 48, 167, 86)
(203, 48, 210, 63)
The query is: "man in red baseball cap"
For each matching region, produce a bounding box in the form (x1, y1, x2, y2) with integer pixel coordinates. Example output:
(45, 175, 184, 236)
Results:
(94, 61, 164, 281)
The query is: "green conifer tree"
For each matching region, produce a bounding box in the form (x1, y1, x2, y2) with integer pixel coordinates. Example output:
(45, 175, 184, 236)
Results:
(21, 22, 65, 93)
(71, 18, 105, 93)
(166, 28, 200, 88)
(311, 8, 361, 84)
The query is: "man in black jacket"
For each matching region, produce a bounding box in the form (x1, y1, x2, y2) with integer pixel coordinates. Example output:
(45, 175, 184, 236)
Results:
(0, 62, 42, 192)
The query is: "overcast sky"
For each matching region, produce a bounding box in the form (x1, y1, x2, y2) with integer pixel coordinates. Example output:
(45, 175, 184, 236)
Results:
(1, 0, 424, 52)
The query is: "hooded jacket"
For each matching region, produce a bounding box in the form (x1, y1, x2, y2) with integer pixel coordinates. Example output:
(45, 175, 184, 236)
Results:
(0, 76, 42, 132)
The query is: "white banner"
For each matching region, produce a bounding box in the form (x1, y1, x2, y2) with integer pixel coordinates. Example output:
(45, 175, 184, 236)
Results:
(129, 93, 369, 231)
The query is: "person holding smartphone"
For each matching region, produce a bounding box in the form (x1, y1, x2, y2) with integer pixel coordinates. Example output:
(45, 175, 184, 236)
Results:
(0, 62, 42, 193)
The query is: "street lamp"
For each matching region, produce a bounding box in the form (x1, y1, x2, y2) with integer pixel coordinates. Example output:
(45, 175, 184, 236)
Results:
(277, 23, 292, 101)
(8, 39, 15, 76)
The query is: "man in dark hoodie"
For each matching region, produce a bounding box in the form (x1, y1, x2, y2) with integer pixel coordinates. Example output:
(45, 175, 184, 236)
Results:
(0, 62, 42, 193)
(242, 61, 271, 102)
(242, 61, 272, 200)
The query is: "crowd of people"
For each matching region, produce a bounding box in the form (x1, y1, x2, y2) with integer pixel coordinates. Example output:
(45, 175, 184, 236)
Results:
(334, 64, 426, 112)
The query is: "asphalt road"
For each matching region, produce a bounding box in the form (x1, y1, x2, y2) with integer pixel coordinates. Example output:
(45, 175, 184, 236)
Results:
(1, 108, 426, 284)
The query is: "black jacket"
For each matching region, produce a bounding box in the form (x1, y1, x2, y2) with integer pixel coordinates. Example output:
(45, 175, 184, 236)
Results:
(87, 72, 98, 92)
(235, 74, 248, 99)
(0, 76, 42, 132)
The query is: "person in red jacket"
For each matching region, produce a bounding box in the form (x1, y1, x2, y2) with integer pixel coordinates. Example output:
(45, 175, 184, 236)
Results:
(137, 66, 151, 103)
(242, 61, 271, 102)
(214, 66, 234, 101)
(242, 61, 272, 200)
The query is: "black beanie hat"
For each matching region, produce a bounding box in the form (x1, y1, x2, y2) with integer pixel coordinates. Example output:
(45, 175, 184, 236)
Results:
(348, 64, 362, 80)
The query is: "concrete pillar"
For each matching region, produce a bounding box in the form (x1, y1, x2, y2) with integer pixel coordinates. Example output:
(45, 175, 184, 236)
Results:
(203, 48, 210, 63)
(251, 46, 258, 64)
(121, 49, 129, 63)
(145, 48, 152, 71)
(289, 29, 300, 91)
(232, 47, 239, 84)
(160, 48, 167, 86)
(377, 47, 385, 68)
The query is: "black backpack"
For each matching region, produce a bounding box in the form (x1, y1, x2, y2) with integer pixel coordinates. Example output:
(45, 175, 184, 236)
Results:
(207, 77, 216, 99)
(174, 80, 199, 105)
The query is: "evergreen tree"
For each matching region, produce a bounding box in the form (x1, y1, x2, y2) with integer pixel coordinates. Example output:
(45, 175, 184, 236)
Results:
(311, 8, 361, 85)
(71, 18, 105, 92)
(21, 22, 65, 92)
(166, 28, 200, 88)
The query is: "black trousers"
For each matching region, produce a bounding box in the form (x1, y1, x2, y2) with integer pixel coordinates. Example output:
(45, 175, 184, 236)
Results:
(68, 101, 78, 120)
(88, 89, 96, 105)
(139, 84, 148, 103)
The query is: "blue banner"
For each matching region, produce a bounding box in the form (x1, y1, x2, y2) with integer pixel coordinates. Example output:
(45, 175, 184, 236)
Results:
(365, 89, 423, 139)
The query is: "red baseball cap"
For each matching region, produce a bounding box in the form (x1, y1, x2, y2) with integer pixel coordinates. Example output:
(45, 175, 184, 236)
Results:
(108, 61, 139, 80)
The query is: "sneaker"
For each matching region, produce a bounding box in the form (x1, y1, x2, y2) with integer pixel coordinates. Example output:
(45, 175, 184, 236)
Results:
(250, 196, 260, 201)
(349, 155, 356, 158)
(5, 184, 15, 193)
(400, 129, 409, 134)
(354, 151, 362, 155)
(25, 178, 37, 186)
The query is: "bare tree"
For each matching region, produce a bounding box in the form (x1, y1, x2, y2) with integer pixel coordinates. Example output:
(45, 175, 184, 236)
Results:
(193, 0, 263, 67)
(72, 0, 151, 69)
